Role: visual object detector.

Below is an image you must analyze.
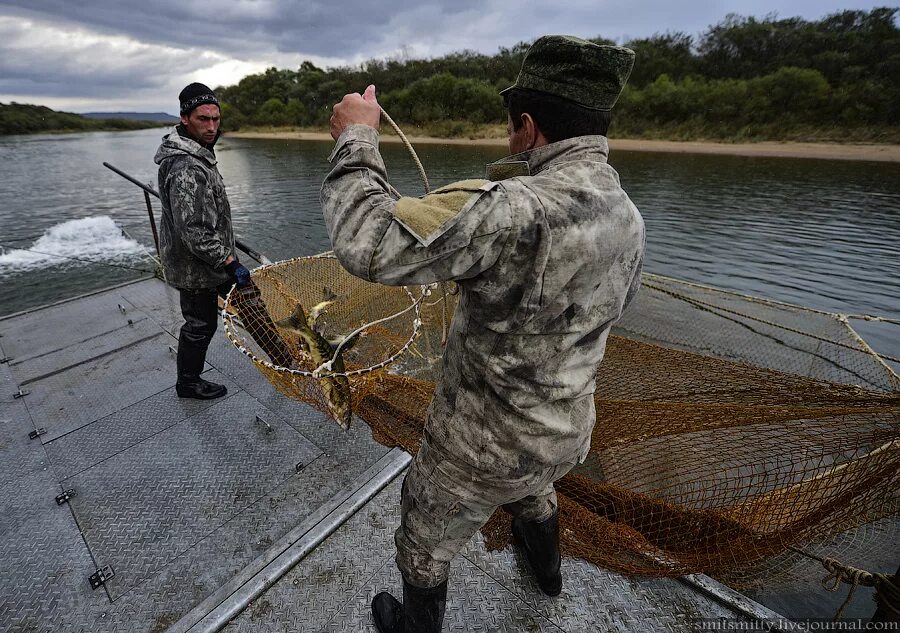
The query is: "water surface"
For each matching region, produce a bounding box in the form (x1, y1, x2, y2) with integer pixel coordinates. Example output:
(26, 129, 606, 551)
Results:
(1, 128, 896, 358)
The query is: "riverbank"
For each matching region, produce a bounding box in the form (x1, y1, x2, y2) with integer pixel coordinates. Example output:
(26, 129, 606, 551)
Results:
(226, 129, 900, 162)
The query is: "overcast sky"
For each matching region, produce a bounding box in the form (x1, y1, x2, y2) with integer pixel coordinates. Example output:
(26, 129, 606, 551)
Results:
(0, 1, 893, 114)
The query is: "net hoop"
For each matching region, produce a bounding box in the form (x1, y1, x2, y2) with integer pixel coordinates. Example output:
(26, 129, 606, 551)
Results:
(222, 253, 428, 378)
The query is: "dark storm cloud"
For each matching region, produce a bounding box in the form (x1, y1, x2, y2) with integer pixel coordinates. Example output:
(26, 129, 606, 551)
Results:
(1, 0, 483, 59)
(0, 14, 217, 100)
(1, 0, 889, 111)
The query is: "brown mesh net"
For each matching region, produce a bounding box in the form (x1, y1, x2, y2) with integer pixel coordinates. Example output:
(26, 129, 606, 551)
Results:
(223, 254, 899, 589)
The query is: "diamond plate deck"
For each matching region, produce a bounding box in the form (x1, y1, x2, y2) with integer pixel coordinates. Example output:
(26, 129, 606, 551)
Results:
(0, 289, 147, 362)
(0, 359, 48, 488)
(11, 316, 162, 386)
(67, 391, 322, 601)
(45, 368, 238, 480)
(118, 278, 185, 336)
(229, 476, 749, 632)
(0, 277, 787, 632)
(0, 467, 98, 633)
(18, 332, 179, 441)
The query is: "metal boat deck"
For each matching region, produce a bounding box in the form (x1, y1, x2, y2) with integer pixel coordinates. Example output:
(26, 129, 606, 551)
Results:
(0, 277, 779, 632)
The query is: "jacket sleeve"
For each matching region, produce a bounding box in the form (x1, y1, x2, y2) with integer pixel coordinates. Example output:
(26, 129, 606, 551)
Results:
(320, 125, 512, 286)
(167, 164, 230, 268)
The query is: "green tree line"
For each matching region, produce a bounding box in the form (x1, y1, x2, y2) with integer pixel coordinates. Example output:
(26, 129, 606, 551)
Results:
(0, 103, 163, 135)
(217, 8, 899, 141)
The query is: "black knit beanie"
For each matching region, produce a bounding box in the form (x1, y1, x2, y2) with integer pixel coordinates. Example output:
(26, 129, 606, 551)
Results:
(179, 82, 219, 115)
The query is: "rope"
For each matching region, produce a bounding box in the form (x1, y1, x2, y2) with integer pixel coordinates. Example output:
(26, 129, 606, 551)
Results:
(380, 107, 429, 195)
(118, 224, 162, 269)
(379, 105, 455, 345)
(788, 546, 900, 621)
(845, 314, 900, 325)
(643, 280, 900, 365)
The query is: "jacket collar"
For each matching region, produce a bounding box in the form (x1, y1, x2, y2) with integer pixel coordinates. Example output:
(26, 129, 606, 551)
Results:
(487, 135, 609, 181)
(158, 126, 218, 166)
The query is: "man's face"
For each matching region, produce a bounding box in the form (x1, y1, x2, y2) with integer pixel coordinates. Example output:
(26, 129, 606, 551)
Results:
(181, 104, 221, 144)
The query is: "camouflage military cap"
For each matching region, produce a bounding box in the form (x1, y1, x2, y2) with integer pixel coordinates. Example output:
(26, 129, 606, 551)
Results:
(501, 35, 635, 111)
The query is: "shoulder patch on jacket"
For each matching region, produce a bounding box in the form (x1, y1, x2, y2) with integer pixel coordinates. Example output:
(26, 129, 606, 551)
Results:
(392, 179, 497, 245)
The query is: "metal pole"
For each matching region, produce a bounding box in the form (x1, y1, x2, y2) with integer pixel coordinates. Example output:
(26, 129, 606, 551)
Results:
(103, 162, 272, 266)
(143, 190, 161, 260)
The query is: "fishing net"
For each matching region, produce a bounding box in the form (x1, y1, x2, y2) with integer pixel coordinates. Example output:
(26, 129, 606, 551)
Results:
(223, 255, 899, 590)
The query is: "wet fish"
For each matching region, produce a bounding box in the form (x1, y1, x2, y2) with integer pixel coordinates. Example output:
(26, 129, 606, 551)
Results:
(276, 302, 359, 430)
(231, 285, 295, 369)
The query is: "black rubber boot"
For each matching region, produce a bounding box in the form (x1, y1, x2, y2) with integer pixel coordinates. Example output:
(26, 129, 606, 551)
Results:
(176, 378, 227, 400)
(176, 339, 226, 399)
(512, 510, 563, 596)
(372, 579, 447, 633)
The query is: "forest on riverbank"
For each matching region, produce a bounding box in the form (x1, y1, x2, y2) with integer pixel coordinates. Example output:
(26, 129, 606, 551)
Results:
(217, 8, 900, 143)
(0, 103, 164, 135)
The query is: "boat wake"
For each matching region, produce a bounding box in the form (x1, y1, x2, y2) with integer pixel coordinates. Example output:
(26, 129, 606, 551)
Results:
(0, 215, 146, 274)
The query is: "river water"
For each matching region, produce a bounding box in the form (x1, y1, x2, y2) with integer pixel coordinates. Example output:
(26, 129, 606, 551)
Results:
(1, 127, 897, 357)
(0, 127, 898, 619)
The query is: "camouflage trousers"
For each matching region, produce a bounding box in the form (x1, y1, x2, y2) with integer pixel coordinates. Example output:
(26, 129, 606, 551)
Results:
(395, 435, 576, 588)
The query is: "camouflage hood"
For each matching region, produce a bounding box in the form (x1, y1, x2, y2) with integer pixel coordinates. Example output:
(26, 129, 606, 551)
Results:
(154, 126, 218, 167)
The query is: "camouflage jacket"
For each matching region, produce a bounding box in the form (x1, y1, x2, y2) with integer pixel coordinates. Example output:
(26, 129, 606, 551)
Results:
(154, 127, 235, 289)
(322, 125, 645, 474)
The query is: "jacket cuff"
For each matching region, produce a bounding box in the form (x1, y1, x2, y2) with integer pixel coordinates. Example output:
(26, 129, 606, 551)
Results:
(328, 124, 380, 162)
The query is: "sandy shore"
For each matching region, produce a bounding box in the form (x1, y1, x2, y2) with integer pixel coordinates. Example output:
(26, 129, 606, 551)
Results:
(227, 130, 900, 162)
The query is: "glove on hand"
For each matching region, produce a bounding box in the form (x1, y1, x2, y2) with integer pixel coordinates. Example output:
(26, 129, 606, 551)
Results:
(225, 260, 252, 288)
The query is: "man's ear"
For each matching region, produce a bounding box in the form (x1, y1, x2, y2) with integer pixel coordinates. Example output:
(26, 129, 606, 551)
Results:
(180, 113, 190, 126)
(521, 112, 538, 150)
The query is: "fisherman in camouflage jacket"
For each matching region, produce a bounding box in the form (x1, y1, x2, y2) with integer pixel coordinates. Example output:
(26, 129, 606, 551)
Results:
(323, 37, 645, 633)
(155, 83, 252, 400)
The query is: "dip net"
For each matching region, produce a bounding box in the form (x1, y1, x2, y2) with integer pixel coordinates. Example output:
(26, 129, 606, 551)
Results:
(223, 255, 899, 591)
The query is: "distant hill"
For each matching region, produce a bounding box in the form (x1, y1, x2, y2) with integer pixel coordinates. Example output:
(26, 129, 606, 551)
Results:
(0, 103, 167, 135)
(82, 111, 178, 123)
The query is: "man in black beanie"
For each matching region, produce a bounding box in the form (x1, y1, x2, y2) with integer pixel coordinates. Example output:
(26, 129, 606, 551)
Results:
(154, 82, 251, 399)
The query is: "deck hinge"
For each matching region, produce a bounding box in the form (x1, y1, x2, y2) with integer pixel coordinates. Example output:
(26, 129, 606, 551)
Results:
(256, 414, 274, 434)
(0, 356, 11, 364)
(117, 303, 127, 314)
(14, 389, 30, 399)
(28, 427, 47, 440)
(88, 565, 115, 590)
(56, 489, 77, 505)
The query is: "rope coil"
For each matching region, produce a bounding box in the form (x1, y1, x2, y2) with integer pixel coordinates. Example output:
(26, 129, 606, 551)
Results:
(820, 556, 900, 621)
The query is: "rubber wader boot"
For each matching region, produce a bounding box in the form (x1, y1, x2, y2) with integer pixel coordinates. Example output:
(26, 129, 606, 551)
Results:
(512, 510, 563, 596)
(372, 579, 447, 633)
(176, 342, 227, 400)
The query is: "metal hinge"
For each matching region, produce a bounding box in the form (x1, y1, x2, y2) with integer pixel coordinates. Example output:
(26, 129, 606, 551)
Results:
(0, 356, 11, 364)
(28, 427, 47, 440)
(256, 414, 274, 434)
(88, 565, 115, 590)
(117, 303, 127, 314)
(56, 489, 76, 505)
(14, 389, 30, 399)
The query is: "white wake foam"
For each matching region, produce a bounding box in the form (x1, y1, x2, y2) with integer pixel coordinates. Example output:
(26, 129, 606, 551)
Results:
(0, 216, 146, 274)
